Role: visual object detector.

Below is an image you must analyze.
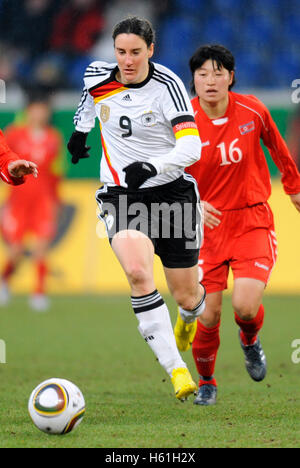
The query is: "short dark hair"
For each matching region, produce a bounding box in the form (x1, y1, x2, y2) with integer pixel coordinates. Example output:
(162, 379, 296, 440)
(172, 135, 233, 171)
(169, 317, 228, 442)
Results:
(25, 90, 51, 108)
(112, 16, 155, 48)
(189, 44, 236, 94)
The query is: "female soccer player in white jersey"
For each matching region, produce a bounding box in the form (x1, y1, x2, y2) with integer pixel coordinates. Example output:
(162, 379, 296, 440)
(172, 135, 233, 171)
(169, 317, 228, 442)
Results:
(67, 16, 206, 400)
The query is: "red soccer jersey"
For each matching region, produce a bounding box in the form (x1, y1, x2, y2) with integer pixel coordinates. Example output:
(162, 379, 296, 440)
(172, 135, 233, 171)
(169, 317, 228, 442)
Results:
(0, 129, 25, 185)
(4, 125, 63, 203)
(186, 92, 300, 210)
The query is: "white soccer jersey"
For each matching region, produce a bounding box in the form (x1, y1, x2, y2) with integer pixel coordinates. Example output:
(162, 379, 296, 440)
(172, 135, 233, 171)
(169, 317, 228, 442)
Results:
(74, 61, 202, 188)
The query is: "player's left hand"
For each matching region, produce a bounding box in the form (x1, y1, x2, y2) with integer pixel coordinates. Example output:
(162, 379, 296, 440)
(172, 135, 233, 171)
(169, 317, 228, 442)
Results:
(8, 160, 38, 178)
(290, 192, 300, 213)
(202, 201, 222, 229)
(123, 162, 157, 190)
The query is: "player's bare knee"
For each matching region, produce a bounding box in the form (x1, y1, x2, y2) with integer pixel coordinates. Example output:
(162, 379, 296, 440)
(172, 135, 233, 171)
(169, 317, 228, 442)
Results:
(210, 307, 221, 325)
(233, 303, 257, 321)
(200, 306, 221, 327)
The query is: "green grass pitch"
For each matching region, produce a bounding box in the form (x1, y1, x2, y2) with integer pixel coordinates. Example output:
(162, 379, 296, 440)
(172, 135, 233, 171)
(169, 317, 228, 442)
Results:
(0, 294, 299, 448)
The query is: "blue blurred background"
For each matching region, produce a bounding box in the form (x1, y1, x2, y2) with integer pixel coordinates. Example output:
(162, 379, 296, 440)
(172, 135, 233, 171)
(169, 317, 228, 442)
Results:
(0, 0, 299, 92)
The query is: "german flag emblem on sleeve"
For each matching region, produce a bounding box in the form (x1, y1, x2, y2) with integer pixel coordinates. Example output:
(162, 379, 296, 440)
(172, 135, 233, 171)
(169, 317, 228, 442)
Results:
(171, 115, 199, 139)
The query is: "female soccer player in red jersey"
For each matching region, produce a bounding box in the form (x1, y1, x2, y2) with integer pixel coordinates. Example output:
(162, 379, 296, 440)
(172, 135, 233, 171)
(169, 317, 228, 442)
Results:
(0, 96, 62, 311)
(174, 44, 300, 405)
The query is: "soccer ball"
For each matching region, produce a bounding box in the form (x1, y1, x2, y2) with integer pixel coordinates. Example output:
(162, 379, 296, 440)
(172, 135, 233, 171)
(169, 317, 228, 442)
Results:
(28, 378, 85, 435)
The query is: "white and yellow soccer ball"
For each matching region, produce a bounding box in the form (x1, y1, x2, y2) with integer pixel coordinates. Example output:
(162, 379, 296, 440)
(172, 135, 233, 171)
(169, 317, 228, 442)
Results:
(28, 378, 85, 435)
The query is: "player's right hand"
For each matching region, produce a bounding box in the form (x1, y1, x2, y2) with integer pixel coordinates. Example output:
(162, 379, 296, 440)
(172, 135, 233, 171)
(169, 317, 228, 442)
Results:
(202, 201, 222, 229)
(290, 192, 300, 213)
(8, 160, 38, 178)
(67, 131, 91, 164)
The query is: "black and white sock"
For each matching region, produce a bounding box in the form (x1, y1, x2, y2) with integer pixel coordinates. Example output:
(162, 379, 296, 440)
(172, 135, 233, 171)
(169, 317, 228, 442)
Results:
(131, 290, 186, 376)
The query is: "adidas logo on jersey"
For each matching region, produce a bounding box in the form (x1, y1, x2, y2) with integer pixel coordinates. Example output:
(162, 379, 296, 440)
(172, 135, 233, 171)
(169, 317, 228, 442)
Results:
(122, 94, 132, 102)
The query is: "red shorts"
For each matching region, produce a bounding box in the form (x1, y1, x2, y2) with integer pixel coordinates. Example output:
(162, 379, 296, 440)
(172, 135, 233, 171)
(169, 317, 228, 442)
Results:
(198, 203, 277, 293)
(1, 197, 57, 244)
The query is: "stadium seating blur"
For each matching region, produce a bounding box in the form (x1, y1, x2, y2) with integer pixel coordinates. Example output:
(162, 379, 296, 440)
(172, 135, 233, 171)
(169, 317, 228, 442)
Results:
(0, 0, 299, 91)
(155, 0, 300, 89)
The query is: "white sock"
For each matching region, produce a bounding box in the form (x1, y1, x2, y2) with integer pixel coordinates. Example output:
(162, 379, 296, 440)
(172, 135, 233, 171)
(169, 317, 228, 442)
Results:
(131, 290, 186, 376)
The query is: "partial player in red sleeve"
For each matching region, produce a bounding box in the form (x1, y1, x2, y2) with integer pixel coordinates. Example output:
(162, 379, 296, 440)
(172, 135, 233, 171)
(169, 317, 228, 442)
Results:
(174, 44, 300, 406)
(0, 128, 38, 185)
(0, 95, 64, 311)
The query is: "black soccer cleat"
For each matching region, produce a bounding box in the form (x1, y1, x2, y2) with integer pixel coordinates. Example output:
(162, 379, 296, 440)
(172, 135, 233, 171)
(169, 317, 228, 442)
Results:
(193, 384, 217, 406)
(239, 330, 267, 382)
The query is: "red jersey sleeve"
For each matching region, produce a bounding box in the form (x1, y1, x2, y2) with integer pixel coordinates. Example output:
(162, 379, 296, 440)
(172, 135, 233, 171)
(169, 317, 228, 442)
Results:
(256, 98, 300, 195)
(0, 129, 25, 185)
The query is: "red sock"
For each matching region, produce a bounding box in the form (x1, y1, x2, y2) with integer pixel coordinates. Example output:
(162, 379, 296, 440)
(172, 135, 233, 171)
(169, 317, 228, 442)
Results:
(192, 320, 220, 386)
(34, 260, 48, 295)
(199, 376, 218, 387)
(234, 304, 264, 346)
(2, 260, 16, 282)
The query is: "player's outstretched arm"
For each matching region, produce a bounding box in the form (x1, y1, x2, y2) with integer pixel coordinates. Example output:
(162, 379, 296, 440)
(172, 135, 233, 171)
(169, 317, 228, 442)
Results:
(290, 193, 300, 213)
(8, 160, 38, 178)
